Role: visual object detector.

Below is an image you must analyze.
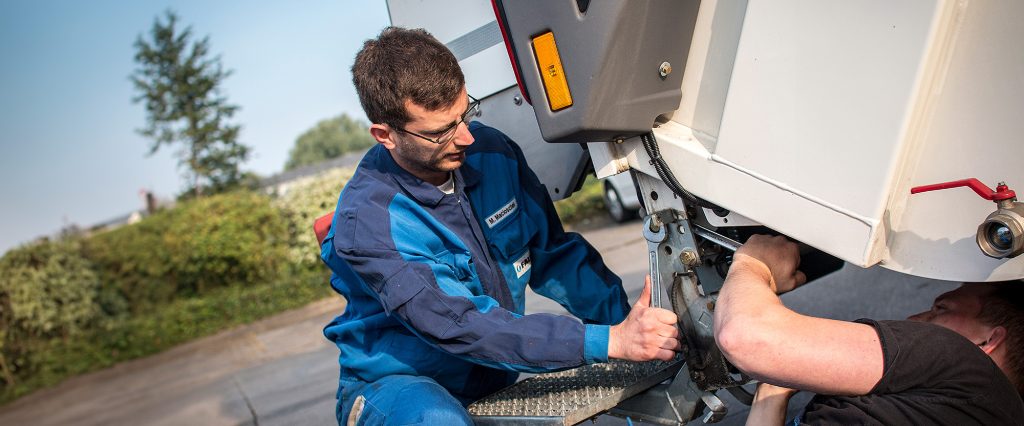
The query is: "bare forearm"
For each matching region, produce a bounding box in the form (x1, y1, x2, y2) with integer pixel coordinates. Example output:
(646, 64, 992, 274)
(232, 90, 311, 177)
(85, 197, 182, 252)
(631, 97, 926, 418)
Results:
(714, 256, 793, 375)
(715, 255, 786, 334)
(714, 255, 884, 395)
(746, 383, 796, 426)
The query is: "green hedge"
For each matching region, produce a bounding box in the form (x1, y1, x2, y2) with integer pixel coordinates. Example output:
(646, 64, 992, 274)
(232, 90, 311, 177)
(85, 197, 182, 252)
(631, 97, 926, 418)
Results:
(83, 191, 290, 310)
(0, 189, 303, 403)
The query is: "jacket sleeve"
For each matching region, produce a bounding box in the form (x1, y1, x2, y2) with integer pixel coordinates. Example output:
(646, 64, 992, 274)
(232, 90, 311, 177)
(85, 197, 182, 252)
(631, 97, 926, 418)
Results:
(330, 211, 612, 372)
(505, 138, 632, 326)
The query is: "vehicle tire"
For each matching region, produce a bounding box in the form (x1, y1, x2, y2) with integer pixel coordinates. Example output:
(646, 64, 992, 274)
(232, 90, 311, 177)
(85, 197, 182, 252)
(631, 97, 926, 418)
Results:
(603, 182, 636, 223)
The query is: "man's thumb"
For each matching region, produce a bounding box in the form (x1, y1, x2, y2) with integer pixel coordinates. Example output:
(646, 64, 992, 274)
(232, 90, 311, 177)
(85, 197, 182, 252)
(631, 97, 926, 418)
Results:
(637, 276, 652, 307)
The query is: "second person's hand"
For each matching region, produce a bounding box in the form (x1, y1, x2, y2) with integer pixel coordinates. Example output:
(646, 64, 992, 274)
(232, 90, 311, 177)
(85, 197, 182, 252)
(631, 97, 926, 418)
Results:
(733, 234, 807, 294)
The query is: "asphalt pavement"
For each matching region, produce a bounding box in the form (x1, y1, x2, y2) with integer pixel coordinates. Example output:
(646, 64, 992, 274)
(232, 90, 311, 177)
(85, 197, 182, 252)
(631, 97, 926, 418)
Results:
(0, 217, 956, 425)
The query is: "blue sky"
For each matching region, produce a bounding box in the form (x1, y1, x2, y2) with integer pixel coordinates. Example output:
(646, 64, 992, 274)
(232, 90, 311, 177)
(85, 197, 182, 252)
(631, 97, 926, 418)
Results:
(0, 1, 391, 254)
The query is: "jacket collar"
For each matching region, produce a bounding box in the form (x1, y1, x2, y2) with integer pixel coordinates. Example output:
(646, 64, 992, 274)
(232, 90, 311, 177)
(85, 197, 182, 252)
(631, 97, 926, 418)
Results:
(460, 161, 481, 189)
(374, 145, 479, 207)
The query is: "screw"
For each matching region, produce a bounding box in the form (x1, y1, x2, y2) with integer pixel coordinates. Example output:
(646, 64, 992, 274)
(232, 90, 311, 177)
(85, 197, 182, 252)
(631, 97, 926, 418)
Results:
(659, 61, 672, 78)
(680, 249, 699, 266)
(615, 138, 624, 144)
(513, 95, 522, 105)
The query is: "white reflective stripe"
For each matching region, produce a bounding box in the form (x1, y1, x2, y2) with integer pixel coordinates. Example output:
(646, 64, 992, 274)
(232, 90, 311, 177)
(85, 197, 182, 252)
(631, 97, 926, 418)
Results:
(486, 198, 518, 228)
(514, 250, 532, 279)
(446, 20, 502, 61)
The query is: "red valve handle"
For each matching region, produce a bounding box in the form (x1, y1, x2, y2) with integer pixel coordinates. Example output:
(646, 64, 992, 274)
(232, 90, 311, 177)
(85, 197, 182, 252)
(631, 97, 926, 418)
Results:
(910, 178, 1016, 201)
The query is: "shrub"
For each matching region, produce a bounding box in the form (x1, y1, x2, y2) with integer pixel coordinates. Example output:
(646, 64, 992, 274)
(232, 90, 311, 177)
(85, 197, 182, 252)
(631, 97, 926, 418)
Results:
(0, 239, 103, 338)
(554, 174, 606, 225)
(271, 167, 355, 267)
(164, 191, 290, 294)
(82, 211, 176, 310)
(0, 239, 105, 387)
(83, 190, 291, 309)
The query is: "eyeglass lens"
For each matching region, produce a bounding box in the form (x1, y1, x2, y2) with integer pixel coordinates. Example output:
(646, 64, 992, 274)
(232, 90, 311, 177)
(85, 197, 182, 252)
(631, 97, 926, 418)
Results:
(437, 98, 479, 143)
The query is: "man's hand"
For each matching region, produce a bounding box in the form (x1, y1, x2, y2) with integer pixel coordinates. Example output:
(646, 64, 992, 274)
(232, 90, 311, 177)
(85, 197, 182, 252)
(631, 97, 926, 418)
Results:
(608, 276, 681, 361)
(733, 235, 807, 294)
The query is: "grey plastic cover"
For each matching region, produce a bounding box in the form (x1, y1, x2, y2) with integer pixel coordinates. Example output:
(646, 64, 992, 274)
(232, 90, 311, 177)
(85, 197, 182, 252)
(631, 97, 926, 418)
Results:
(496, 0, 701, 143)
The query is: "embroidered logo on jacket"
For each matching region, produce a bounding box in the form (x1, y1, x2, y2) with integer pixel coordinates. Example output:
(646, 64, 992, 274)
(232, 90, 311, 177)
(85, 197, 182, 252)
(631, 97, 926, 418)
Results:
(514, 250, 532, 278)
(486, 198, 518, 228)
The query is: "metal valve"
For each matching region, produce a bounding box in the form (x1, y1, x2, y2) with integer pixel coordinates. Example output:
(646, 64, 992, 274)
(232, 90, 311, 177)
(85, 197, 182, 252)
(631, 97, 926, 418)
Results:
(911, 178, 1024, 259)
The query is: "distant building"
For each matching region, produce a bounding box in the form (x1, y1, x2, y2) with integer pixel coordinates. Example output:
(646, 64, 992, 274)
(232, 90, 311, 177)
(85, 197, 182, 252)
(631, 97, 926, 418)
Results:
(260, 148, 368, 197)
(84, 190, 173, 235)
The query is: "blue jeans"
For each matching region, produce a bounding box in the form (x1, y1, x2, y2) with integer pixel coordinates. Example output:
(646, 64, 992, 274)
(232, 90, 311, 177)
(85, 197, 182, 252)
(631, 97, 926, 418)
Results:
(336, 375, 474, 425)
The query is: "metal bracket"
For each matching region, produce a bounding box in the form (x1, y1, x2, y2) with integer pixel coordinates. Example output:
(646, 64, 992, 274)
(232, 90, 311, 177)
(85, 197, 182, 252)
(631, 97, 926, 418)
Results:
(700, 393, 727, 424)
(610, 361, 732, 425)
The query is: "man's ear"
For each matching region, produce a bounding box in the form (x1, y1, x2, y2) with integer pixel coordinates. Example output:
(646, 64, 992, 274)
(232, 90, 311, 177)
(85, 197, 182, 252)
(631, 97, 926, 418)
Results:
(370, 123, 398, 150)
(980, 325, 1008, 354)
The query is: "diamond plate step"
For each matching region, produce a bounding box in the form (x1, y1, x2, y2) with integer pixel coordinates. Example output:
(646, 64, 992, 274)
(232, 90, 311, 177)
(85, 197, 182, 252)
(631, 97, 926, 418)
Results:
(469, 360, 685, 425)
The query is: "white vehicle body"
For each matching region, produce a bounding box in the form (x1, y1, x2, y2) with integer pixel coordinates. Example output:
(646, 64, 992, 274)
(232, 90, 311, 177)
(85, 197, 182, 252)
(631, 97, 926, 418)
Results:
(602, 0, 1024, 282)
(391, 0, 1024, 283)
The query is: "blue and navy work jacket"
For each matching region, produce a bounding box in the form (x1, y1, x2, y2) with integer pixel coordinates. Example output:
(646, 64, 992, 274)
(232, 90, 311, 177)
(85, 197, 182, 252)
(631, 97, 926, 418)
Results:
(321, 122, 630, 399)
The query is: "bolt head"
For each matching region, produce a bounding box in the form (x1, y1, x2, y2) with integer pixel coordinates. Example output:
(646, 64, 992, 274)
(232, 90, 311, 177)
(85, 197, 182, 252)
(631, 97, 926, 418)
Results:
(659, 61, 672, 78)
(680, 249, 700, 266)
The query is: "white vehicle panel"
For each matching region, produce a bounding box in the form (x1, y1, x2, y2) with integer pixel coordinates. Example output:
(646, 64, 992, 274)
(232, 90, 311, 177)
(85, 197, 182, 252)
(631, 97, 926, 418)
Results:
(644, 0, 1023, 280)
(885, 0, 1024, 281)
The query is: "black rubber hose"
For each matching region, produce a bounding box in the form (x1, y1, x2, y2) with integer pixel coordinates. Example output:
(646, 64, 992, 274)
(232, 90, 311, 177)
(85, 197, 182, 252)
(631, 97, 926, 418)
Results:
(641, 132, 717, 209)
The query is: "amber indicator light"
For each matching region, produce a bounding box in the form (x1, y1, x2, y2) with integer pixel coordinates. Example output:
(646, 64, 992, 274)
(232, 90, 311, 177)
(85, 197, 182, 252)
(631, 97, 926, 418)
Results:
(531, 31, 573, 111)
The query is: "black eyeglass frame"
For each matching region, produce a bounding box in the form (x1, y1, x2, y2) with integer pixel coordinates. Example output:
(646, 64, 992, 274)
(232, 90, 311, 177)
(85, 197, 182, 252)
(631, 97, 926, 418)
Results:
(392, 95, 480, 145)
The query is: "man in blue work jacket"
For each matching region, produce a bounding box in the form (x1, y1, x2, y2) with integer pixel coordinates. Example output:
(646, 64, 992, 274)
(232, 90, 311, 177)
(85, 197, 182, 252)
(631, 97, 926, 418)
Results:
(321, 27, 681, 425)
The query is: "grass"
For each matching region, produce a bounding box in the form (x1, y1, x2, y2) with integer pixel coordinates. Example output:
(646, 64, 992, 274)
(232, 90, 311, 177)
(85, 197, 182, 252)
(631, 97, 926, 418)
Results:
(0, 266, 335, 405)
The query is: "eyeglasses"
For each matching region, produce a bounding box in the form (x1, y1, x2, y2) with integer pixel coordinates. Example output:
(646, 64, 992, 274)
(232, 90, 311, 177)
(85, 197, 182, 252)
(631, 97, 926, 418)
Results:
(394, 95, 480, 145)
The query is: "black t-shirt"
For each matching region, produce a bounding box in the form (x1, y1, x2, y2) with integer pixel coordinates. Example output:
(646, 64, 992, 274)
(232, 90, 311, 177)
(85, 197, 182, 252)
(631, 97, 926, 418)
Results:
(800, 319, 1024, 425)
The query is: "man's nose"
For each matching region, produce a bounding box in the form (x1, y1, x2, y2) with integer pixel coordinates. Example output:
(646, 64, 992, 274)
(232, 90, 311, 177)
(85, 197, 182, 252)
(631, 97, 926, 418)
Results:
(453, 122, 474, 146)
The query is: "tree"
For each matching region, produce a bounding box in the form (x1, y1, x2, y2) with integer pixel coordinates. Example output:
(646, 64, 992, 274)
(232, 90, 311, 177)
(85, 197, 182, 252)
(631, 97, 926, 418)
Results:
(285, 113, 376, 171)
(131, 10, 250, 197)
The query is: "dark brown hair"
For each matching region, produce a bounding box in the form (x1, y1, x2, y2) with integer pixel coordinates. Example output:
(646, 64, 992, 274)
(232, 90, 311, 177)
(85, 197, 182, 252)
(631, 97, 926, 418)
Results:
(351, 27, 464, 128)
(977, 280, 1024, 397)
